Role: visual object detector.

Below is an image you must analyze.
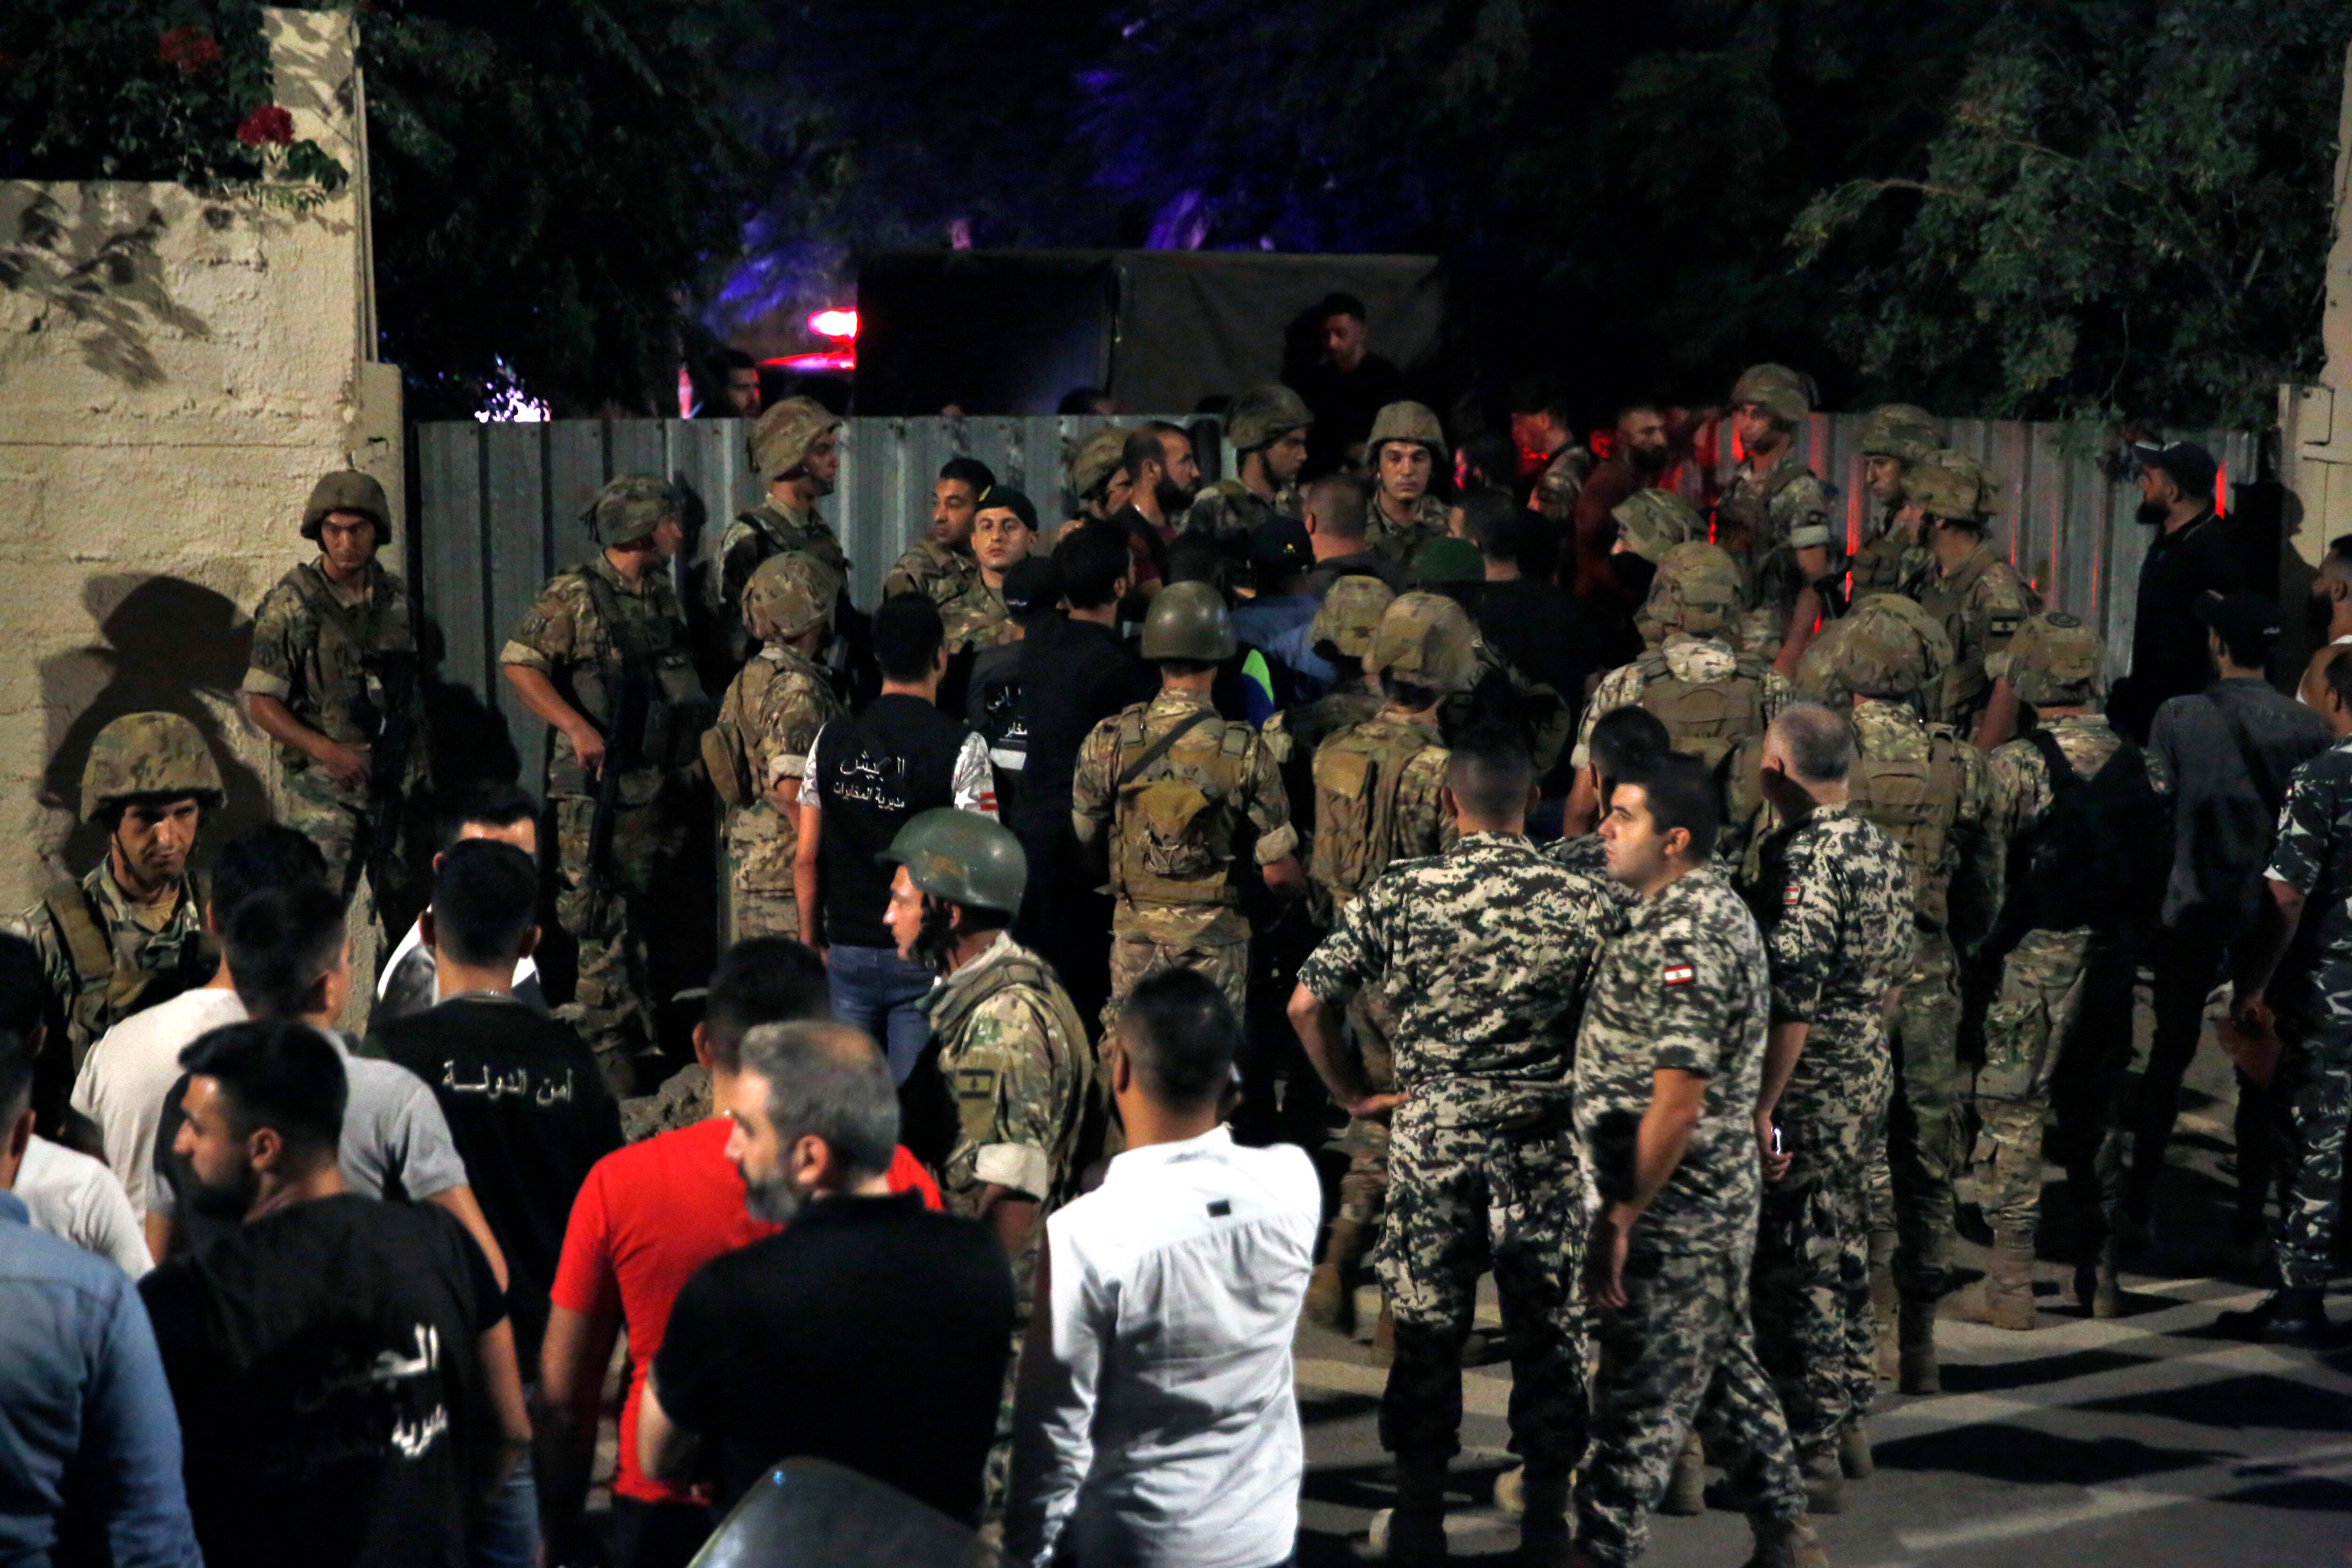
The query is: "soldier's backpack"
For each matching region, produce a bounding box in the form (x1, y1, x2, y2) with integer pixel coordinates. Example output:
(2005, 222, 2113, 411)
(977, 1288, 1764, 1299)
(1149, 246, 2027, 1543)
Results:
(1109, 707, 1254, 906)
(1996, 729, 2166, 948)
(1310, 718, 1445, 908)
(1635, 647, 1770, 834)
(1849, 731, 1968, 927)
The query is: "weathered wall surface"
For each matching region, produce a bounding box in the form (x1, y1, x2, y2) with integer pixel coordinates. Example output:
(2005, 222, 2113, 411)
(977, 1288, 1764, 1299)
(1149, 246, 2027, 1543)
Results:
(2280, 43, 2352, 570)
(0, 8, 395, 919)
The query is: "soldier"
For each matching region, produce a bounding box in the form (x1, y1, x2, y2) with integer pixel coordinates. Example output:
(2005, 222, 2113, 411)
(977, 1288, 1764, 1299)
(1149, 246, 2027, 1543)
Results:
(1363, 402, 1453, 567)
(1812, 597, 2001, 1393)
(1063, 425, 1133, 528)
(879, 808, 1094, 1515)
(1716, 364, 1835, 671)
(703, 551, 847, 941)
(1291, 725, 1618, 1565)
(10, 712, 222, 1071)
(1607, 487, 1704, 607)
(502, 476, 710, 1095)
(1299, 594, 1470, 1342)
(1263, 576, 1397, 874)
(1850, 405, 1940, 597)
(1070, 581, 1304, 1032)
(1965, 614, 2151, 1326)
(1181, 382, 1311, 559)
(1508, 375, 1593, 528)
(1904, 454, 2038, 740)
(937, 486, 1039, 657)
(1737, 705, 1914, 1507)
(714, 396, 851, 667)
(1573, 752, 1822, 1568)
(242, 468, 429, 919)
(883, 455, 996, 603)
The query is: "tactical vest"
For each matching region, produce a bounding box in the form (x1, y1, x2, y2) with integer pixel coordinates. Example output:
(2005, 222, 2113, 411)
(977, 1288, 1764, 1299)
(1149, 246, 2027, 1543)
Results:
(1914, 549, 1994, 721)
(1309, 718, 1441, 909)
(43, 874, 214, 1060)
(1635, 649, 1769, 769)
(928, 948, 1095, 1203)
(552, 568, 710, 796)
(1109, 706, 1255, 907)
(1850, 731, 1967, 927)
(1995, 729, 2163, 947)
(1713, 459, 1809, 593)
(285, 566, 419, 756)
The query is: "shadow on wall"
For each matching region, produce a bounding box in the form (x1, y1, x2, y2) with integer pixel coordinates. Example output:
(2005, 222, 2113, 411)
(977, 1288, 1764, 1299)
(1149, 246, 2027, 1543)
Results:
(413, 610, 523, 800)
(38, 575, 268, 879)
(0, 186, 214, 389)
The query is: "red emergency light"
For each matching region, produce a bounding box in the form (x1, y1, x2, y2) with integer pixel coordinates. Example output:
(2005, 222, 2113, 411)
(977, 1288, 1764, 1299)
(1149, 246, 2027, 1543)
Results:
(809, 309, 859, 340)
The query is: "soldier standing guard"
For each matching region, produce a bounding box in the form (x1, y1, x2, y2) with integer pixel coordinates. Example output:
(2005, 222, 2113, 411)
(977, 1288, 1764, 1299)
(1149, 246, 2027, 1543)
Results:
(1849, 406, 1940, 598)
(502, 476, 711, 1095)
(243, 469, 429, 924)
(1180, 382, 1312, 568)
(714, 397, 851, 669)
(1716, 365, 1835, 672)
(1363, 403, 1454, 567)
(1903, 455, 2038, 741)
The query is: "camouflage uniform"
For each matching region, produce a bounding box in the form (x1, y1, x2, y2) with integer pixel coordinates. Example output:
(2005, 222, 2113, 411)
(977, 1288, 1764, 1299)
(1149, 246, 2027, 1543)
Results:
(243, 555, 430, 907)
(1368, 493, 1453, 570)
(1297, 833, 1617, 1481)
(1714, 452, 1832, 663)
(707, 644, 842, 939)
(1850, 404, 1940, 599)
(1262, 576, 1394, 878)
(1573, 866, 1807, 1564)
(937, 578, 1018, 657)
(1070, 688, 1297, 1031)
(882, 534, 979, 604)
(1737, 805, 1914, 1458)
(2260, 737, 2352, 1290)
(715, 497, 850, 663)
(1532, 444, 1593, 527)
(1180, 477, 1300, 546)
(502, 550, 701, 1093)
(618, 1061, 714, 1143)
(1910, 538, 2038, 732)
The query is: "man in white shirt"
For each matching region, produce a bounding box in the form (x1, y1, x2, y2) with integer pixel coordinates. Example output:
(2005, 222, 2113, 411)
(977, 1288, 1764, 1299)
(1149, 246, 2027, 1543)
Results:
(15, 1134, 151, 1275)
(1006, 968, 1319, 1568)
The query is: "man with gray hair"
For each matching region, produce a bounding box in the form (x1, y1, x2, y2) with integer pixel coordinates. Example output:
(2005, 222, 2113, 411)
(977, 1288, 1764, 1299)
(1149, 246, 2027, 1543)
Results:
(637, 1022, 1014, 1525)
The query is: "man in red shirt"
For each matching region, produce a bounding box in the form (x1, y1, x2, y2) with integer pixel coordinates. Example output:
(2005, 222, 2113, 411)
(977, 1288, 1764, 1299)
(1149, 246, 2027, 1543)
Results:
(539, 939, 937, 1568)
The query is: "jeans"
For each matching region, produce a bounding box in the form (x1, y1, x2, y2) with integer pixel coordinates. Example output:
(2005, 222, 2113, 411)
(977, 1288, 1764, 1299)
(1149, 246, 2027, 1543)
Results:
(473, 1459, 539, 1568)
(828, 943, 938, 1082)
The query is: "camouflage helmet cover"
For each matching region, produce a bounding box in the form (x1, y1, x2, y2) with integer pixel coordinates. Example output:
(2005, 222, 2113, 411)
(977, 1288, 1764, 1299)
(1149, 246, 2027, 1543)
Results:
(1638, 541, 1743, 638)
(1857, 404, 1940, 465)
(1311, 574, 1397, 660)
(586, 474, 677, 546)
(1370, 591, 1479, 694)
(742, 549, 842, 641)
(1067, 426, 1129, 501)
(876, 806, 1028, 916)
(301, 469, 392, 542)
(1138, 580, 1237, 661)
(1988, 611, 2103, 705)
(1366, 400, 1445, 457)
(1610, 487, 1703, 564)
(81, 711, 224, 820)
(747, 396, 843, 481)
(1224, 383, 1313, 452)
(1825, 593, 1954, 700)
(1908, 449, 2001, 518)
(1729, 363, 1814, 425)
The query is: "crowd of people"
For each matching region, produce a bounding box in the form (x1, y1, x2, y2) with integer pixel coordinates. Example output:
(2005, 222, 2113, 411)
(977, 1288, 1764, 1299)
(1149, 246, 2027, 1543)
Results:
(3, 297, 2347, 1568)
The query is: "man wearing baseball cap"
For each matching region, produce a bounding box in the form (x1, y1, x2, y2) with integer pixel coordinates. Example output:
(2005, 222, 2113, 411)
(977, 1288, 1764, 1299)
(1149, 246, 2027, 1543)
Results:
(2118, 437, 2246, 740)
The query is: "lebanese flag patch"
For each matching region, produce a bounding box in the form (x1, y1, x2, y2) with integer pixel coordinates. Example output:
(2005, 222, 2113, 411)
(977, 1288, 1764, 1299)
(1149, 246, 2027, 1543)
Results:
(1663, 962, 1696, 987)
(1784, 884, 1804, 906)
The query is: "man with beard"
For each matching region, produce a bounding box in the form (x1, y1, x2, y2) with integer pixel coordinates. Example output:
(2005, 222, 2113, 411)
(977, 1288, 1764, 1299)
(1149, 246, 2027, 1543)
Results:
(1509, 376, 1593, 530)
(2116, 438, 2244, 741)
(1716, 366, 1835, 673)
(2297, 535, 2352, 709)
(1293, 292, 1406, 477)
(1573, 404, 1673, 606)
(884, 456, 997, 605)
(637, 1021, 1014, 1525)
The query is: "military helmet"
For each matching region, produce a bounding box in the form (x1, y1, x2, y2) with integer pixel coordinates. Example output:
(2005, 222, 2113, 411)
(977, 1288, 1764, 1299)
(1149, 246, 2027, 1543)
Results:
(875, 807, 1028, 917)
(1908, 449, 2001, 519)
(1370, 592, 1479, 695)
(1825, 593, 1954, 700)
(301, 469, 392, 543)
(1067, 426, 1129, 501)
(1366, 400, 1445, 457)
(747, 396, 843, 482)
(586, 474, 677, 546)
(1638, 541, 1744, 638)
(1311, 575, 1397, 660)
(1224, 383, 1313, 452)
(1729, 363, 1814, 426)
(81, 711, 224, 821)
(1857, 404, 1940, 465)
(742, 550, 842, 641)
(1610, 487, 1703, 565)
(1791, 615, 1858, 706)
(1410, 536, 1484, 586)
(1989, 611, 2103, 706)
(1139, 580, 1237, 661)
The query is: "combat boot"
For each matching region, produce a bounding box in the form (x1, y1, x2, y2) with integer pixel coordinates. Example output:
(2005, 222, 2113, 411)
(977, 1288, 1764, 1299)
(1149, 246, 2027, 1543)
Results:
(1837, 1416, 1873, 1480)
(1374, 1457, 1450, 1563)
(1946, 1234, 2037, 1331)
(2089, 1234, 2123, 1320)
(1742, 1512, 1830, 1568)
(1307, 1218, 1367, 1333)
(1868, 1232, 1899, 1381)
(1512, 1471, 1573, 1567)
(1661, 1433, 1705, 1515)
(2215, 1287, 2333, 1348)
(1371, 1297, 1396, 1367)
(1798, 1448, 1843, 1514)
(1897, 1294, 1939, 1393)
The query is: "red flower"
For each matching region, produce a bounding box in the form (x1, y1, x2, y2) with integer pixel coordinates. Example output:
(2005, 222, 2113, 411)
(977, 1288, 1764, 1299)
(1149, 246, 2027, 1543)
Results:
(158, 26, 221, 76)
(236, 105, 296, 147)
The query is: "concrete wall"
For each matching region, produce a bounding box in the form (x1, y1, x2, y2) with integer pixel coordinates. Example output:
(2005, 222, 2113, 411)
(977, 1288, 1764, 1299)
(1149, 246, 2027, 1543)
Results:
(2279, 43, 2352, 571)
(0, 8, 394, 919)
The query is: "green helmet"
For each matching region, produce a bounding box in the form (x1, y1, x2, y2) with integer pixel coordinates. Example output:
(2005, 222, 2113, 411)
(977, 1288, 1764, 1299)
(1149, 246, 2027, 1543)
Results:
(1824, 594, 1953, 700)
(1908, 449, 2001, 519)
(1067, 425, 1129, 501)
(1989, 612, 2102, 705)
(301, 469, 392, 542)
(81, 711, 224, 821)
(1857, 404, 1939, 464)
(1224, 383, 1312, 452)
(1637, 541, 1743, 639)
(743, 550, 841, 641)
(586, 475, 676, 546)
(1366, 400, 1445, 457)
(747, 396, 842, 481)
(1139, 580, 1237, 661)
(1371, 592, 1479, 694)
(1729, 363, 1814, 426)
(1311, 574, 1396, 660)
(1610, 487, 1703, 564)
(876, 807, 1028, 917)
(1410, 536, 1483, 586)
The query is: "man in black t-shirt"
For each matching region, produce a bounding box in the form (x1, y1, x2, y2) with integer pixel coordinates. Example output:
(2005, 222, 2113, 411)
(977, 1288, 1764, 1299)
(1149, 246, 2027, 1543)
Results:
(1465, 492, 1598, 802)
(796, 594, 995, 1082)
(638, 1020, 1012, 1524)
(140, 1019, 529, 1568)
(2118, 438, 2247, 740)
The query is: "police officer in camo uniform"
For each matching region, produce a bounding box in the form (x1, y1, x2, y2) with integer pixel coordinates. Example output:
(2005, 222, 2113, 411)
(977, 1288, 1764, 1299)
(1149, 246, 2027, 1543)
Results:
(1850, 406, 1940, 598)
(1363, 402, 1453, 567)
(1903, 454, 2038, 736)
(880, 808, 1095, 1518)
(1292, 724, 1618, 1566)
(1573, 751, 1823, 1568)
(1070, 582, 1305, 1032)
(714, 397, 852, 668)
(502, 476, 709, 1093)
(703, 551, 847, 940)
(1735, 704, 1914, 1511)
(1716, 364, 1836, 669)
(1299, 594, 1468, 1344)
(243, 469, 429, 920)
(1181, 382, 1311, 567)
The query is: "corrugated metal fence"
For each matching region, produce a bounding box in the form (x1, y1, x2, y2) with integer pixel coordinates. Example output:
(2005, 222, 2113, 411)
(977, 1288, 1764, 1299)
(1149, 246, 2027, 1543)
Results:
(410, 412, 2257, 770)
